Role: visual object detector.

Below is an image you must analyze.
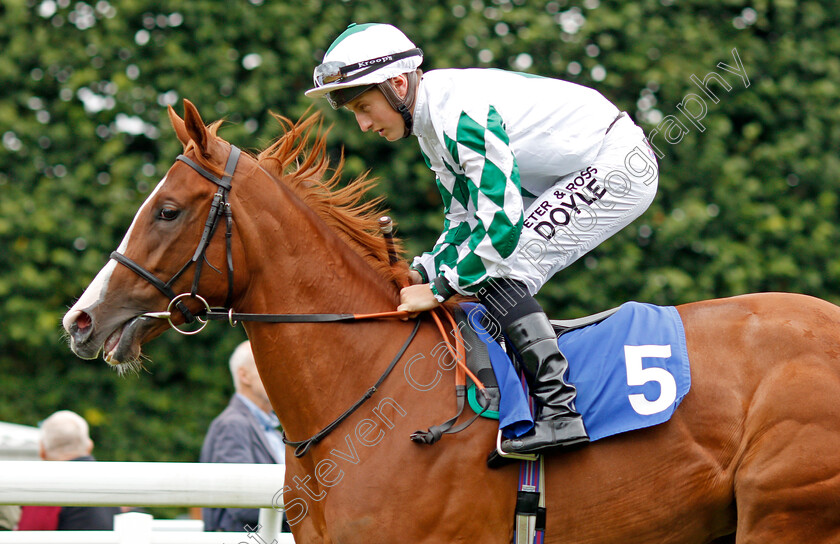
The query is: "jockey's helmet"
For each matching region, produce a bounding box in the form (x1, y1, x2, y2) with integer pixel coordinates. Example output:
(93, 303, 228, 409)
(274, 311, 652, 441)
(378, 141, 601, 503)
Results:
(305, 23, 423, 136)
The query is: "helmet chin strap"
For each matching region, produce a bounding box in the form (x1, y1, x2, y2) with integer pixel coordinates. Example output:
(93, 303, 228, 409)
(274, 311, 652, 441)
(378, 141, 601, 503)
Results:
(378, 70, 421, 138)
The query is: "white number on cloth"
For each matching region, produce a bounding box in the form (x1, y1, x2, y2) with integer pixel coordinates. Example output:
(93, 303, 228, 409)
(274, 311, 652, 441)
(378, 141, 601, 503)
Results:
(623, 344, 677, 416)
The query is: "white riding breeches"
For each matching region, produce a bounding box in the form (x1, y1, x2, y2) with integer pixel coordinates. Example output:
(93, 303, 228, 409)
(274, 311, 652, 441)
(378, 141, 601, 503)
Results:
(507, 115, 659, 295)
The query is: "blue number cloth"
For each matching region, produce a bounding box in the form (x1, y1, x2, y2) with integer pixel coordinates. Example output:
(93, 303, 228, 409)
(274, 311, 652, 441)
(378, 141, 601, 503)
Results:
(464, 301, 691, 441)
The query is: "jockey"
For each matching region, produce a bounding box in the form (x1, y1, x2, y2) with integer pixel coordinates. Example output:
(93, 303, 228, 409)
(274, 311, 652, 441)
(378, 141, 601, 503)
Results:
(306, 23, 659, 457)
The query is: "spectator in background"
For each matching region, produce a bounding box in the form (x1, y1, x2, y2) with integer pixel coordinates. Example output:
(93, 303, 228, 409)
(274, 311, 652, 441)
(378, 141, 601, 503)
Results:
(0, 506, 21, 530)
(17, 410, 121, 531)
(200, 341, 288, 532)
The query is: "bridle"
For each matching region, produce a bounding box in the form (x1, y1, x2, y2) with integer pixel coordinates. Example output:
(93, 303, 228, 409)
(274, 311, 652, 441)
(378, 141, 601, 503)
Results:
(108, 143, 486, 456)
(109, 145, 241, 333)
(112, 144, 413, 333)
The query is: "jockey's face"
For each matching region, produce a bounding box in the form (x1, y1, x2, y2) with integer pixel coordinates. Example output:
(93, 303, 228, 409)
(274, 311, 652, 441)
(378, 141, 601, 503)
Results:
(345, 83, 406, 142)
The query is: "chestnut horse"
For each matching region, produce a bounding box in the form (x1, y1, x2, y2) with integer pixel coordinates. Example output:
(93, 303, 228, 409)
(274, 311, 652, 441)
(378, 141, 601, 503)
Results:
(63, 100, 840, 543)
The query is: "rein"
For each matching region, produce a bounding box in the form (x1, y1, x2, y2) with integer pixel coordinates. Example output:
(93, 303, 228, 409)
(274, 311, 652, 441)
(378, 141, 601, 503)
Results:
(283, 317, 422, 458)
(202, 309, 411, 326)
(112, 144, 488, 456)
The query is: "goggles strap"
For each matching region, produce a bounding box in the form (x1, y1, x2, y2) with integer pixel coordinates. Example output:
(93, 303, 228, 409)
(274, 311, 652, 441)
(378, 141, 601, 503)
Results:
(317, 48, 423, 86)
(338, 48, 421, 83)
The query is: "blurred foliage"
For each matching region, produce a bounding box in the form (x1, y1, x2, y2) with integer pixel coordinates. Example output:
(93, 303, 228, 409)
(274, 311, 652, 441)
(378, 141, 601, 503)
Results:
(0, 0, 838, 490)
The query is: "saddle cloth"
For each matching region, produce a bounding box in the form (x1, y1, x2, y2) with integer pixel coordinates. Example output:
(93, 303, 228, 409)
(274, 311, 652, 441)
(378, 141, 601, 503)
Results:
(459, 301, 691, 441)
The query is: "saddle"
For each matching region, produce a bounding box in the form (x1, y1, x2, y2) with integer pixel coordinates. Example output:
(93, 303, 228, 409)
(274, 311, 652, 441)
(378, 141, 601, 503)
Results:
(453, 303, 620, 420)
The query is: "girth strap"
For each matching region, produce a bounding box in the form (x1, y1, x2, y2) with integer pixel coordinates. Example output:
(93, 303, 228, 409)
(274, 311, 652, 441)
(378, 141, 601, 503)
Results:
(514, 456, 546, 544)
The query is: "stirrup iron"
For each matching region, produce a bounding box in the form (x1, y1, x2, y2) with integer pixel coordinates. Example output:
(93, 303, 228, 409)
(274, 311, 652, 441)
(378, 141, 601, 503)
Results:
(494, 430, 539, 462)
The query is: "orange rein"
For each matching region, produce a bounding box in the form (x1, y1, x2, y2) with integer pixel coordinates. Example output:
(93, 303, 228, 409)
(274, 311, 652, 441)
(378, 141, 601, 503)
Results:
(352, 306, 486, 393)
(373, 215, 485, 392)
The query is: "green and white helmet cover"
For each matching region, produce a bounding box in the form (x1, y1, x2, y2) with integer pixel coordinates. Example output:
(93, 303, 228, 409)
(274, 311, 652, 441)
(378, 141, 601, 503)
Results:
(305, 23, 423, 110)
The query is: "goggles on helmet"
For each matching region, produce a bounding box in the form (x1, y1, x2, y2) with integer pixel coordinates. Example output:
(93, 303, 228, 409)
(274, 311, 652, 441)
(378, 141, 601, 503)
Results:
(313, 48, 423, 87)
(325, 85, 375, 109)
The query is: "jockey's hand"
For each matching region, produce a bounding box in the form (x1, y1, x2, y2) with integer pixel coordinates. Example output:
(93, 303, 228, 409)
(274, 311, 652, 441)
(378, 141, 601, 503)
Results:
(408, 269, 423, 285)
(397, 284, 440, 318)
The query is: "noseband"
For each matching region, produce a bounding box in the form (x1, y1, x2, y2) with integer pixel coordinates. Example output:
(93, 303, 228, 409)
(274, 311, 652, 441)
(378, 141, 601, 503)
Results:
(110, 145, 241, 333)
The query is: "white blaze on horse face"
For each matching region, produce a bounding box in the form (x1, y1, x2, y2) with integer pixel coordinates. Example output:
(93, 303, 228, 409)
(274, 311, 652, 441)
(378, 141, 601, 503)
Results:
(62, 177, 167, 332)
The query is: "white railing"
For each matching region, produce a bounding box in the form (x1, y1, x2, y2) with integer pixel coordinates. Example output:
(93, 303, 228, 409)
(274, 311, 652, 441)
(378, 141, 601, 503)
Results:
(0, 422, 40, 461)
(0, 461, 294, 544)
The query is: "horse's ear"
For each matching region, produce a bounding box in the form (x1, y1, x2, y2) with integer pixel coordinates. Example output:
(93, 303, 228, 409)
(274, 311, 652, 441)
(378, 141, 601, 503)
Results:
(182, 99, 210, 156)
(167, 105, 190, 148)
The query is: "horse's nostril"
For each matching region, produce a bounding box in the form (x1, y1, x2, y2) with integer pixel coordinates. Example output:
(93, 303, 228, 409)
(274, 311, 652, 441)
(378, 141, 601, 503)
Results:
(75, 312, 92, 333)
(69, 311, 94, 345)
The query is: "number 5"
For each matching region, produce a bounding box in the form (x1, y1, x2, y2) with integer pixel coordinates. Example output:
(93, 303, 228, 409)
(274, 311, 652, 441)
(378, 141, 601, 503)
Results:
(624, 344, 676, 416)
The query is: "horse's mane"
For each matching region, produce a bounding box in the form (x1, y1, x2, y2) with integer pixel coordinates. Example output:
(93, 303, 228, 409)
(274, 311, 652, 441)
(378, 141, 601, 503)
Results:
(253, 111, 410, 287)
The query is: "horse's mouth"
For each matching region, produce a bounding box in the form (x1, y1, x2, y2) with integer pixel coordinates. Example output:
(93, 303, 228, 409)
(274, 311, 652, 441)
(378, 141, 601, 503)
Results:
(66, 306, 168, 372)
(102, 315, 153, 367)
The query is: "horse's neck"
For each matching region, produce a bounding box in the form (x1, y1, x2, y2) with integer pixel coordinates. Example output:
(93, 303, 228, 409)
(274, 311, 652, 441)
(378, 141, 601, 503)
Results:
(237, 202, 397, 313)
(232, 167, 398, 307)
(233, 174, 408, 440)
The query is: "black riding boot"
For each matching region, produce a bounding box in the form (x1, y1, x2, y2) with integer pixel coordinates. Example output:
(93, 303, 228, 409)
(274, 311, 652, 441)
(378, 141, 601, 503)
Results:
(499, 312, 590, 455)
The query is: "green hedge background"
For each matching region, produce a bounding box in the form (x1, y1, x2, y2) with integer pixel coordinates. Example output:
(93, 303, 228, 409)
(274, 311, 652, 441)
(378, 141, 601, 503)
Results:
(1, 0, 837, 483)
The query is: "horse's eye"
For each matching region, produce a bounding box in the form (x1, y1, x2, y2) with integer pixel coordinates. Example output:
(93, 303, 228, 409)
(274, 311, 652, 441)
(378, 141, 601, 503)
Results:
(158, 207, 180, 221)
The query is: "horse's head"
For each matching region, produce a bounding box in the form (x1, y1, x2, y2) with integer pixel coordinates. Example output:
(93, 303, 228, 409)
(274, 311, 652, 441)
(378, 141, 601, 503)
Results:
(62, 99, 248, 372)
(65, 99, 410, 374)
